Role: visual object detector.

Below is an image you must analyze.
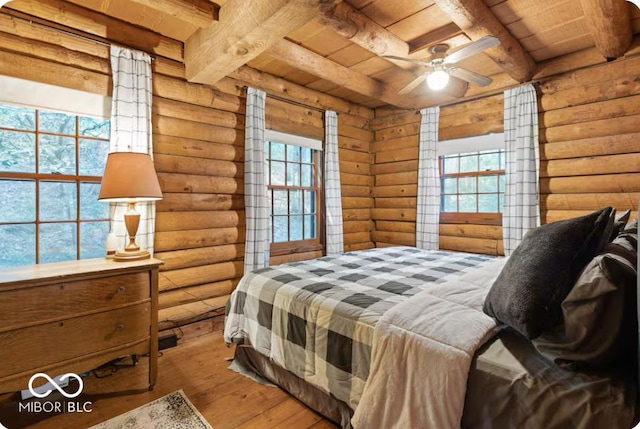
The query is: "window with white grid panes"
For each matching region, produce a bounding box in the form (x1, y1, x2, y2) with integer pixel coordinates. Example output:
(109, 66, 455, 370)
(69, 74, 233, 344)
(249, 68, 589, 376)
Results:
(265, 140, 322, 254)
(0, 102, 110, 268)
(439, 149, 505, 225)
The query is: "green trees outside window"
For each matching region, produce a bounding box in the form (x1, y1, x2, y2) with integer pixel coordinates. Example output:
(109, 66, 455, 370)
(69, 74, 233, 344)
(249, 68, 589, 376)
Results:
(440, 150, 506, 214)
(265, 141, 321, 250)
(0, 103, 110, 268)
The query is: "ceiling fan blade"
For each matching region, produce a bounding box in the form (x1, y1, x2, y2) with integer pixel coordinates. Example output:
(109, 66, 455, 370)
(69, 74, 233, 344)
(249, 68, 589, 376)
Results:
(398, 74, 427, 95)
(443, 35, 500, 64)
(449, 67, 493, 86)
(382, 55, 431, 66)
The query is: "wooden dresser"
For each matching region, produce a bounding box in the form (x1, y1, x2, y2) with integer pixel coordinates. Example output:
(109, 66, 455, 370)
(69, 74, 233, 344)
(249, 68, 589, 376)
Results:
(0, 258, 162, 394)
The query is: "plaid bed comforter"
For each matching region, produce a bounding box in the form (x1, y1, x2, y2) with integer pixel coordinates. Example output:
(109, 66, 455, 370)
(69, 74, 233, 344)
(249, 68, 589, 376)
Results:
(224, 246, 495, 410)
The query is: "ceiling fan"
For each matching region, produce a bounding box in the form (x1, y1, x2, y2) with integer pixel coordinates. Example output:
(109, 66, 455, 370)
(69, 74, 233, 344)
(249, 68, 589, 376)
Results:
(384, 35, 500, 94)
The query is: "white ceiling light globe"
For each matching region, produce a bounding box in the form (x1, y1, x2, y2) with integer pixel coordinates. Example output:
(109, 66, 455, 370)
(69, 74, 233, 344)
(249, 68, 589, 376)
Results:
(427, 70, 450, 90)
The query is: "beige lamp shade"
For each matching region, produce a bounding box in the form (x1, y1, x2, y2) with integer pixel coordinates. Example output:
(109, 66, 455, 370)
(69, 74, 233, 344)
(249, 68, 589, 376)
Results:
(98, 152, 163, 202)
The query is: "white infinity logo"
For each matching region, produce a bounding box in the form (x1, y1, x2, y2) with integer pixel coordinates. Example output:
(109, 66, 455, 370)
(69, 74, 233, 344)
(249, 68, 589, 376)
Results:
(628, 0, 640, 9)
(0, 1, 13, 9)
(28, 373, 84, 399)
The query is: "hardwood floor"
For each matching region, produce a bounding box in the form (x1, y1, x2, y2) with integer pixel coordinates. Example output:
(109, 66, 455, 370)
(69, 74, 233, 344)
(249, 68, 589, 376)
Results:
(0, 331, 338, 429)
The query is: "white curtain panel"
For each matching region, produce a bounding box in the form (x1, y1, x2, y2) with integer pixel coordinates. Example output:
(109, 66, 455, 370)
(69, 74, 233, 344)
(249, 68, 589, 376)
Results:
(324, 110, 344, 255)
(243, 87, 270, 274)
(503, 83, 540, 255)
(108, 45, 156, 255)
(415, 107, 441, 250)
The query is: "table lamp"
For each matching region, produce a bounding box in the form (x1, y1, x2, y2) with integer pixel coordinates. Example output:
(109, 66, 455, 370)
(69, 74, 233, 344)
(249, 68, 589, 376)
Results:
(98, 152, 163, 261)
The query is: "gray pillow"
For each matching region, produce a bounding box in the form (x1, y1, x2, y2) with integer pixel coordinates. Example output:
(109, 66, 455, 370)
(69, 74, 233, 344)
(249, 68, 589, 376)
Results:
(623, 218, 637, 235)
(609, 209, 631, 241)
(533, 233, 637, 370)
(483, 207, 614, 338)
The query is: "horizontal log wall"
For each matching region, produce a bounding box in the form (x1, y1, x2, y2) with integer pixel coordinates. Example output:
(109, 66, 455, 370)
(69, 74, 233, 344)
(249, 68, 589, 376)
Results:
(372, 53, 640, 255)
(264, 97, 374, 264)
(538, 54, 640, 223)
(0, 3, 374, 335)
(371, 95, 505, 255)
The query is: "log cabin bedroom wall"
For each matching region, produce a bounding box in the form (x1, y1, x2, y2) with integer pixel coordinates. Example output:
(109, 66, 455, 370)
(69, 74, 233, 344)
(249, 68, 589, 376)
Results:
(0, 0, 639, 342)
(0, 0, 376, 339)
(372, 52, 640, 255)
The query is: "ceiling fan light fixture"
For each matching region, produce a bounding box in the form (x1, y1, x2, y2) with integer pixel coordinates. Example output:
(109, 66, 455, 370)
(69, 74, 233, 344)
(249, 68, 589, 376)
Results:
(426, 69, 450, 90)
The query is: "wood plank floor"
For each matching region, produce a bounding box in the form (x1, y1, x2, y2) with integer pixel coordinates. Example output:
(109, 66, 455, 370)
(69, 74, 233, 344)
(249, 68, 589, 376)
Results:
(0, 331, 338, 429)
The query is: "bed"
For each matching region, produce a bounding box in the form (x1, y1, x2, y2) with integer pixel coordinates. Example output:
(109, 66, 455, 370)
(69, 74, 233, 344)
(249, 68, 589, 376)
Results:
(224, 208, 638, 428)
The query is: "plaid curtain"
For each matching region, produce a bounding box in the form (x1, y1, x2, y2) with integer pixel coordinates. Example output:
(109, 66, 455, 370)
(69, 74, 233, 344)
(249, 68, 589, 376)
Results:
(324, 110, 344, 255)
(415, 107, 440, 250)
(503, 83, 540, 255)
(108, 45, 155, 255)
(243, 87, 269, 274)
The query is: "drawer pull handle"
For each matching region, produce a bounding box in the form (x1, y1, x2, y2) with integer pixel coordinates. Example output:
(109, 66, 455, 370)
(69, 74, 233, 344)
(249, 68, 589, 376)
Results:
(116, 286, 126, 293)
(116, 323, 125, 331)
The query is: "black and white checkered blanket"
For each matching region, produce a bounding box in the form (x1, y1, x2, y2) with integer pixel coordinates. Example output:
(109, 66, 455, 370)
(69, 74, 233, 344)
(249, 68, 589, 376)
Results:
(224, 246, 495, 410)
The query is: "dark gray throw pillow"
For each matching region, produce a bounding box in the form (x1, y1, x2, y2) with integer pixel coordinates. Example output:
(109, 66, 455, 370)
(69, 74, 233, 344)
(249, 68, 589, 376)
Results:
(483, 207, 614, 339)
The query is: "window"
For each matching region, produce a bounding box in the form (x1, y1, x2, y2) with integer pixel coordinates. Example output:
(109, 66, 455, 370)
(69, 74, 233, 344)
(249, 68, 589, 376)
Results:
(440, 149, 505, 222)
(265, 140, 322, 253)
(0, 102, 110, 268)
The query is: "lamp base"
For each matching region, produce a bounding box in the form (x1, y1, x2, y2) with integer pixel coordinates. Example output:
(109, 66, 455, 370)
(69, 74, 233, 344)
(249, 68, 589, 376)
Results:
(113, 249, 151, 261)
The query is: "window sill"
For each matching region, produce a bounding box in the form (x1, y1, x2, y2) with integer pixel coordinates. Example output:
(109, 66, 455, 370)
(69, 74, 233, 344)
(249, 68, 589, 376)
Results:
(270, 241, 323, 256)
(440, 212, 502, 226)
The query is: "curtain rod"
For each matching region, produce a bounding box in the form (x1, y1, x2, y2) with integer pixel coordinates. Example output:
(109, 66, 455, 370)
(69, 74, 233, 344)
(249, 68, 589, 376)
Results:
(243, 86, 332, 114)
(268, 93, 327, 114)
(0, 10, 156, 59)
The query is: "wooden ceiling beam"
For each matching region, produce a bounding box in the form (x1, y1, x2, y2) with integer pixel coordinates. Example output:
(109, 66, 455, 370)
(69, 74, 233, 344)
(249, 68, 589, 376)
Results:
(316, 2, 413, 70)
(126, 0, 218, 28)
(266, 39, 416, 108)
(315, 2, 468, 101)
(433, 0, 536, 82)
(579, 0, 632, 60)
(185, 0, 336, 85)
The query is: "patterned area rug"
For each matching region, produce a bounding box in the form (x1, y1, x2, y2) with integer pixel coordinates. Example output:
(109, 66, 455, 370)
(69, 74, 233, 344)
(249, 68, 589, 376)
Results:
(89, 390, 212, 429)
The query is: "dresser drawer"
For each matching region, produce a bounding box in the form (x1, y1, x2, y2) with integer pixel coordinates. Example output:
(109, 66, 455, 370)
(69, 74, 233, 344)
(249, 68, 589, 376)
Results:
(0, 272, 149, 331)
(0, 302, 150, 378)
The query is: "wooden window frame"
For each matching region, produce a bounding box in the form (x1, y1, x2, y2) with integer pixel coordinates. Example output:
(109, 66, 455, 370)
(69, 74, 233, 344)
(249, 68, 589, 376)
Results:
(0, 106, 109, 264)
(266, 141, 324, 257)
(439, 150, 505, 226)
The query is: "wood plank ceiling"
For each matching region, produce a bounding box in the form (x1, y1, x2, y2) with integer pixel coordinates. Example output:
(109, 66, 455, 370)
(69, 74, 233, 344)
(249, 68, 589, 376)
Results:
(9, 0, 640, 109)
